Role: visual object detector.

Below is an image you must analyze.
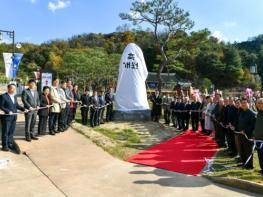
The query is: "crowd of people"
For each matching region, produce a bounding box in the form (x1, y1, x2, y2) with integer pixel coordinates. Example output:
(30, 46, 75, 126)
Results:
(150, 89, 263, 175)
(0, 78, 114, 152)
(1, 80, 263, 175)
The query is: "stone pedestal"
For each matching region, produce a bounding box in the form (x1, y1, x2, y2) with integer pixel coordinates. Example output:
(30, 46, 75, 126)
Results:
(113, 110, 151, 121)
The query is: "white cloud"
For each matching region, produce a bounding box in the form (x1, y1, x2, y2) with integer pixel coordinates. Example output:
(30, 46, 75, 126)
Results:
(212, 31, 229, 42)
(223, 21, 237, 28)
(30, 0, 37, 4)
(48, 0, 71, 12)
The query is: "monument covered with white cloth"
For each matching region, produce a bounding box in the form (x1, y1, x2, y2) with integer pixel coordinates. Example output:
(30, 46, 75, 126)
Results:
(114, 43, 151, 121)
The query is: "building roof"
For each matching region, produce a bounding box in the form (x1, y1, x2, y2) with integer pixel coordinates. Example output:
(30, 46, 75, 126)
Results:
(147, 72, 192, 88)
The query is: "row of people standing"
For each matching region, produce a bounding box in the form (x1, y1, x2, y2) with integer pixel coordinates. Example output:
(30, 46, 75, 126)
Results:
(21, 78, 80, 141)
(207, 95, 261, 171)
(80, 88, 114, 127)
(150, 89, 263, 174)
(150, 90, 204, 132)
(0, 78, 115, 151)
(196, 94, 263, 174)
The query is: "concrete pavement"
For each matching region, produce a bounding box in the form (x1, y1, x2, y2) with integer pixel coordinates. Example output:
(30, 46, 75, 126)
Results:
(0, 115, 261, 197)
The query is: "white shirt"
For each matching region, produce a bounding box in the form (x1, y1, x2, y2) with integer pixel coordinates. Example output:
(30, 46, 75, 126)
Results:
(30, 89, 35, 98)
(8, 93, 15, 104)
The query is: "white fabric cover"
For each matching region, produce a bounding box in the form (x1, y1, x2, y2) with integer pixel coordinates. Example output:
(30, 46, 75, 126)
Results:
(115, 43, 149, 111)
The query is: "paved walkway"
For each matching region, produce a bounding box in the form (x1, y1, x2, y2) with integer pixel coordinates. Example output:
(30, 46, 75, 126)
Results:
(0, 115, 261, 197)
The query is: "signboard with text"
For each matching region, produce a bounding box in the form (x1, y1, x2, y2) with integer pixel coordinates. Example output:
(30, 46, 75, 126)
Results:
(41, 73, 52, 91)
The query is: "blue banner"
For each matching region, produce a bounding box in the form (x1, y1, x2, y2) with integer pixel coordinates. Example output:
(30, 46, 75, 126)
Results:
(11, 53, 23, 78)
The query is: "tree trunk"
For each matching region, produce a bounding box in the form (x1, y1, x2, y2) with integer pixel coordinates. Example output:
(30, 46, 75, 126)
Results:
(157, 45, 168, 93)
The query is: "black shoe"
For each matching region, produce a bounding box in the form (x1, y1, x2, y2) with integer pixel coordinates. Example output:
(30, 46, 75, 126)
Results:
(31, 136, 39, 140)
(26, 137, 32, 142)
(49, 131, 56, 135)
(8, 144, 16, 150)
(243, 165, 254, 170)
(55, 130, 60, 133)
(2, 147, 9, 151)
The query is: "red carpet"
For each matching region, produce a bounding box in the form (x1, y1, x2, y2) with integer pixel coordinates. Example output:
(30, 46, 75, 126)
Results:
(128, 129, 218, 176)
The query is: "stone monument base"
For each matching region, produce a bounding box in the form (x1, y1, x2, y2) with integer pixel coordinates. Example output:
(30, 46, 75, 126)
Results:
(113, 110, 151, 121)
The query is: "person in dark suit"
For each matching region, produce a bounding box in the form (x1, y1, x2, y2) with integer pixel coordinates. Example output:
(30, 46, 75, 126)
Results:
(177, 98, 185, 130)
(22, 79, 40, 141)
(80, 88, 90, 125)
(150, 90, 162, 122)
(183, 97, 191, 131)
(225, 97, 238, 156)
(237, 97, 256, 169)
(90, 90, 100, 127)
(105, 88, 114, 122)
(213, 98, 226, 147)
(190, 96, 201, 131)
(38, 86, 51, 135)
(0, 84, 27, 151)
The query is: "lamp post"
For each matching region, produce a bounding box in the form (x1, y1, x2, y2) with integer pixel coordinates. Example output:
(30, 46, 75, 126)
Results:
(0, 30, 22, 81)
(0, 30, 15, 56)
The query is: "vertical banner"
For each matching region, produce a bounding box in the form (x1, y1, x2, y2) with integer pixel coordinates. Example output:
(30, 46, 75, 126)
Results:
(41, 73, 53, 91)
(3, 53, 13, 78)
(12, 53, 24, 78)
(2, 53, 23, 78)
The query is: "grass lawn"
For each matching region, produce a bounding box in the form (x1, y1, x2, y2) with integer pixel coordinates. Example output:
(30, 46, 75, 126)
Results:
(74, 109, 263, 184)
(205, 149, 263, 184)
(73, 109, 180, 160)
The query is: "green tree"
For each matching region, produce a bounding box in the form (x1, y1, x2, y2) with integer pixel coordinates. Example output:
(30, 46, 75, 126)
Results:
(120, 0, 194, 91)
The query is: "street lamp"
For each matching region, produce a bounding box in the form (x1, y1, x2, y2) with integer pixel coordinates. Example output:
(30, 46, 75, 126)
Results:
(0, 29, 23, 80)
(0, 30, 15, 56)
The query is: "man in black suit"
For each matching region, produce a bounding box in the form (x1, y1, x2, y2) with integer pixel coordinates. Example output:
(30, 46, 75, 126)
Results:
(190, 96, 201, 131)
(237, 97, 256, 169)
(90, 90, 100, 127)
(183, 97, 191, 131)
(80, 88, 90, 125)
(105, 88, 114, 122)
(0, 84, 27, 151)
(150, 90, 162, 122)
(22, 79, 40, 141)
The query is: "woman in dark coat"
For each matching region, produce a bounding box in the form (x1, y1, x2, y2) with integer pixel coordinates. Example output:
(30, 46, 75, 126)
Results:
(38, 86, 51, 135)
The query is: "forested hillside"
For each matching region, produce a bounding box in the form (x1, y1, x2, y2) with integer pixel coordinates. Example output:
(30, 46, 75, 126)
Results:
(0, 31, 262, 89)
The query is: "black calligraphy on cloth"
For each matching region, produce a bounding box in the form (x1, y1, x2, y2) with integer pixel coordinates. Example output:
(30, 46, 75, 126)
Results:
(123, 53, 139, 70)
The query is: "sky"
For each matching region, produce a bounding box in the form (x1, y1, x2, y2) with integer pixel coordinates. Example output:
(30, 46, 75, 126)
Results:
(0, 0, 263, 44)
